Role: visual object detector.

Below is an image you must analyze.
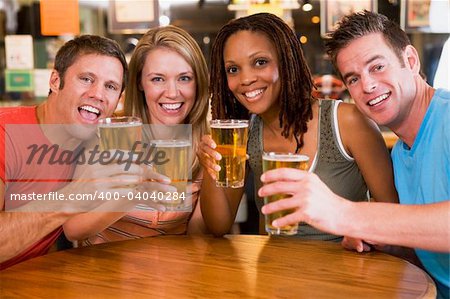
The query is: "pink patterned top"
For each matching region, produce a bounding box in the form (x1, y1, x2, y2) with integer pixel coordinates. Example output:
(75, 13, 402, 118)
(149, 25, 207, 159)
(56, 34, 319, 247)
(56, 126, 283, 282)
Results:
(82, 177, 202, 245)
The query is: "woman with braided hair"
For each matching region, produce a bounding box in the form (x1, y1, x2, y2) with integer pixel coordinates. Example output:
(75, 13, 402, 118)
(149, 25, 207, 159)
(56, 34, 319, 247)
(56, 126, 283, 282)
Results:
(199, 13, 398, 247)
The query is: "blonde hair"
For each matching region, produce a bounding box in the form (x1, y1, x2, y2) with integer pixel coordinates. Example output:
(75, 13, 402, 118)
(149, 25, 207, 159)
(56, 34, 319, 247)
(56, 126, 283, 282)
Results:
(125, 25, 209, 178)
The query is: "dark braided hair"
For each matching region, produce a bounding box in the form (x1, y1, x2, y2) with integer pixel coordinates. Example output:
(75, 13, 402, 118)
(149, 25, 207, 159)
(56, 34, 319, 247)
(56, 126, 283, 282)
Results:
(210, 13, 314, 152)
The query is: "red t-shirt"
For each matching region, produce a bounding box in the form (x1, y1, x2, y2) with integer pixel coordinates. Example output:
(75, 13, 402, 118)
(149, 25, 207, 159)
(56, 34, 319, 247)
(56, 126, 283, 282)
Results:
(0, 106, 72, 270)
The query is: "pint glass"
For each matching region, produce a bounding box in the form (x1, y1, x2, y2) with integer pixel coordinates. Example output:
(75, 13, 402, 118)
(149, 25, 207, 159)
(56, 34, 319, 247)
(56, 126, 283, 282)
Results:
(151, 139, 191, 210)
(262, 152, 309, 235)
(210, 120, 248, 188)
(98, 116, 142, 151)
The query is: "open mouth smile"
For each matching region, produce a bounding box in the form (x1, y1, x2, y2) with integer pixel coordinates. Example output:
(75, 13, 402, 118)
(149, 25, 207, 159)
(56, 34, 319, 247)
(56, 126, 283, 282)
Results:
(368, 92, 391, 106)
(160, 102, 184, 113)
(78, 105, 101, 121)
(244, 88, 265, 100)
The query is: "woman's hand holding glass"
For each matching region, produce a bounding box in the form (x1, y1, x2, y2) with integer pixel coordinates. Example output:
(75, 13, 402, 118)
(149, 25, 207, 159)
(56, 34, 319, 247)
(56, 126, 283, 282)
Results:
(198, 135, 221, 180)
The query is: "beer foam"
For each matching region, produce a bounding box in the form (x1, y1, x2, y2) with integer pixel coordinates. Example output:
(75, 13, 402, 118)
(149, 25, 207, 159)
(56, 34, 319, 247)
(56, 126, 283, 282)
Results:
(98, 122, 141, 128)
(210, 122, 248, 129)
(151, 140, 191, 147)
(98, 117, 142, 127)
(262, 153, 309, 162)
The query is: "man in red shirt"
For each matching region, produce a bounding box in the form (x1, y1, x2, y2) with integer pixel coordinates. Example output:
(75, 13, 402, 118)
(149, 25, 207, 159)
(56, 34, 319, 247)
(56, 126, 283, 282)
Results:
(0, 35, 129, 269)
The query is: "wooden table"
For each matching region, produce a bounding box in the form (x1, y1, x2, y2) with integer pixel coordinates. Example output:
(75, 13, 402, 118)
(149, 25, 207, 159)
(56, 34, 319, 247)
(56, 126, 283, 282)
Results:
(0, 235, 436, 298)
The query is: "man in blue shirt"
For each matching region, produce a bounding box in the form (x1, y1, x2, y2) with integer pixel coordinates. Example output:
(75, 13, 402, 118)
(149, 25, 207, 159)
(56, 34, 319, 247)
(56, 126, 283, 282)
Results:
(258, 10, 449, 298)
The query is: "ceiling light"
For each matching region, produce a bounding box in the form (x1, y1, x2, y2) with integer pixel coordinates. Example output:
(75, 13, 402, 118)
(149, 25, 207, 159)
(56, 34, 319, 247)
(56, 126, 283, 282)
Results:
(311, 16, 320, 24)
(302, 0, 313, 12)
(159, 15, 170, 26)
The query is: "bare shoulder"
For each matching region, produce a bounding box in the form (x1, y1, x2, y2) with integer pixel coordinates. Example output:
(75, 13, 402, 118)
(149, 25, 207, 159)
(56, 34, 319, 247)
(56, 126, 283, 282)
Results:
(336, 102, 384, 154)
(336, 102, 378, 132)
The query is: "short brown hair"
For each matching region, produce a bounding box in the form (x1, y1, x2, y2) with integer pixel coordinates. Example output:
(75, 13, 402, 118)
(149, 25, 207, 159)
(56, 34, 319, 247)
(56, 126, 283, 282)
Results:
(325, 10, 411, 72)
(54, 35, 128, 93)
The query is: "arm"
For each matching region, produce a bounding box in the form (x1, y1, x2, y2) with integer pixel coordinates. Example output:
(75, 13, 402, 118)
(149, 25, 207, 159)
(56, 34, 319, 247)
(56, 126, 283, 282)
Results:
(63, 212, 126, 241)
(259, 168, 450, 252)
(62, 163, 140, 241)
(0, 180, 73, 263)
(338, 103, 398, 203)
(343, 200, 449, 252)
(63, 164, 173, 241)
(186, 194, 207, 234)
(200, 174, 244, 236)
(186, 172, 207, 234)
(338, 104, 399, 252)
(198, 135, 245, 236)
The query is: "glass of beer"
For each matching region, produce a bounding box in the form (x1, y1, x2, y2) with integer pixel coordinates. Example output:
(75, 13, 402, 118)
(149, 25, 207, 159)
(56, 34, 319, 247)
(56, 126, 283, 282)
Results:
(210, 120, 248, 188)
(97, 117, 143, 199)
(150, 139, 191, 211)
(98, 116, 142, 151)
(262, 152, 309, 235)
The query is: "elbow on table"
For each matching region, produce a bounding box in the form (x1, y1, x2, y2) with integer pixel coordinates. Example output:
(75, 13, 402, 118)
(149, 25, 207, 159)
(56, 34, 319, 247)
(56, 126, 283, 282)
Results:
(211, 230, 227, 238)
(200, 211, 234, 237)
(62, 223, 84, 242)
(205, 223, 229, 238)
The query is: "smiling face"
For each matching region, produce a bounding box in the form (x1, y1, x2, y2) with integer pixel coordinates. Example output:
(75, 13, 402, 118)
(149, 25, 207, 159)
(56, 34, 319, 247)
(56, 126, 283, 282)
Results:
(336, 33, 418, 129)
(50, 53, 123, 125)
(223, 30, 281, 116)
(140, 48, 196, 125)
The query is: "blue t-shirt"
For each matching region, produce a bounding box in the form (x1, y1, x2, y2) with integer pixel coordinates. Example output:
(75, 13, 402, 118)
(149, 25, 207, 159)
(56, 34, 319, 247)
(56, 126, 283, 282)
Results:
(391, 89, 450, 298)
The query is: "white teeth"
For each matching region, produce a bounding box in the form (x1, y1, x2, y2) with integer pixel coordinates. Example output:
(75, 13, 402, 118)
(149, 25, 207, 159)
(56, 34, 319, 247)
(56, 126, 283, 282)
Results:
(245, 89, 263, 99)
(80, 105, 100, 114)
(369, 93, 389, 106)
(161, 103, 182, 110)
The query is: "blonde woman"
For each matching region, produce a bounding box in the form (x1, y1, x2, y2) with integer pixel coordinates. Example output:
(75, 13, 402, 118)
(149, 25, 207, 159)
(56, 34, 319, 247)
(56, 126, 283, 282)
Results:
(63, 26, 209, 244)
